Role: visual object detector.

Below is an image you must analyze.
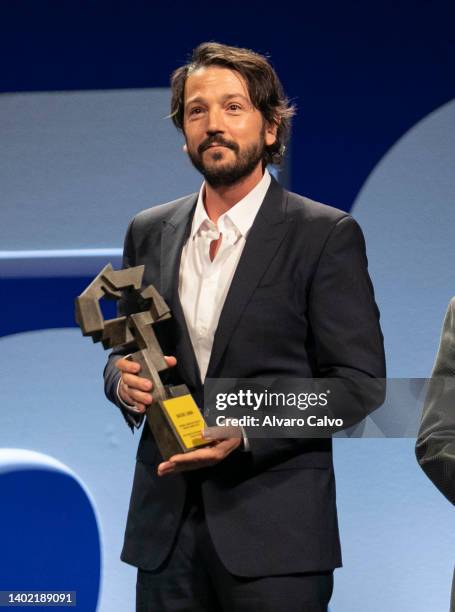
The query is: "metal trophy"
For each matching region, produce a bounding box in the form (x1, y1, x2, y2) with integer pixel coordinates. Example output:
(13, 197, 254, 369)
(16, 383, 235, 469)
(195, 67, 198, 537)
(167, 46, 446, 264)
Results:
(75, 263, 210, 460)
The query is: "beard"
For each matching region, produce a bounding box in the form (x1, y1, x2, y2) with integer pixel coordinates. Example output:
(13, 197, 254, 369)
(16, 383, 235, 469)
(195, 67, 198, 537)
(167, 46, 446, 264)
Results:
(186, 128, 266, 188)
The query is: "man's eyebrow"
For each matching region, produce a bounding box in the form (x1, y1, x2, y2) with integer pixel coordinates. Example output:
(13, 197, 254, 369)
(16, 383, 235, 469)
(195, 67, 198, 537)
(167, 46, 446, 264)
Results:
(220, 93, 251, 104)
(185, 96, 205, 108)
(185, 93, 251, 108)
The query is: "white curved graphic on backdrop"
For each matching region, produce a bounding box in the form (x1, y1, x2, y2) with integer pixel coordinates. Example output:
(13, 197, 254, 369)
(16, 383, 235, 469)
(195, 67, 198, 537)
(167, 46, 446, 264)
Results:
(351, 99, 455, 377)
(0, 249, 122, 278)
(0, 447, 72, 474)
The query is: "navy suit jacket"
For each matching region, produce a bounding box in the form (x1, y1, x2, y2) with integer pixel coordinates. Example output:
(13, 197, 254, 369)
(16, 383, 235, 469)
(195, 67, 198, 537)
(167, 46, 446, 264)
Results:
(104, 176, 386, 576)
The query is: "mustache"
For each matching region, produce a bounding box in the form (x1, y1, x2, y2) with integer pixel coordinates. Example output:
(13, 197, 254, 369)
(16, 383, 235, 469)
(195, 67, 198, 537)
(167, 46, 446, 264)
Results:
(198, 137, 238, 155)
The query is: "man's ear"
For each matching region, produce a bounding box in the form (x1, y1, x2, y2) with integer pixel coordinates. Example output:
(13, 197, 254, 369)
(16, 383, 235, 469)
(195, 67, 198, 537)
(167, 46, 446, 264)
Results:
(265, 119, 279, 147)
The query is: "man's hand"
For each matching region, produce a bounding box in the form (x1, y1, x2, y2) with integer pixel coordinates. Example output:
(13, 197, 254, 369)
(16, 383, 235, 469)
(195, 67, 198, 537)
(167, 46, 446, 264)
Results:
(158, 437, 242, 476)
(115, 355, 177, 413)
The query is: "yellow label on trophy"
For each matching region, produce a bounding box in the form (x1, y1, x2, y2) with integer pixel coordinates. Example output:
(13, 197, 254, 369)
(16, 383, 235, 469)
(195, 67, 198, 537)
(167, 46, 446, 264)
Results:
(162, 395, 206, 450)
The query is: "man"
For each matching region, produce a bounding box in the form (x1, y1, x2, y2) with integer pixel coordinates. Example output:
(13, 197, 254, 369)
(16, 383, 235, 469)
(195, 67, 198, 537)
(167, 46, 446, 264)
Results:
(416, 299, 455, 611)
(416, 298, 455, 505)
(104, 42, 386, 612)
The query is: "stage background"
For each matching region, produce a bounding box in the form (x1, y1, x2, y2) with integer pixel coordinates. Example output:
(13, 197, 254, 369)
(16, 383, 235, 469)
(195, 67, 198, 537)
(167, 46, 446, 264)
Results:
(1, 2, 454, 611)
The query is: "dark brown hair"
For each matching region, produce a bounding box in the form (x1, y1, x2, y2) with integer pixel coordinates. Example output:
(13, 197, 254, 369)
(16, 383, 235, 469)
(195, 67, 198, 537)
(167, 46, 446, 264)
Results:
(170, 42, 296, 166)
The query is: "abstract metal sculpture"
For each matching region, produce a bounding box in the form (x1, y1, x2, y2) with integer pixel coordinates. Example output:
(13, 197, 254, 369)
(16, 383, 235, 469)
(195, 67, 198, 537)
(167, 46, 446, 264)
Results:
(75, 264, 209, 460)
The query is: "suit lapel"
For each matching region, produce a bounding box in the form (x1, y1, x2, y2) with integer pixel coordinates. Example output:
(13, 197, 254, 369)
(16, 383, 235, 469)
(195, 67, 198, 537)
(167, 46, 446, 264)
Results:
(160, 194, 201, 388)
(206, 177, 290, 378)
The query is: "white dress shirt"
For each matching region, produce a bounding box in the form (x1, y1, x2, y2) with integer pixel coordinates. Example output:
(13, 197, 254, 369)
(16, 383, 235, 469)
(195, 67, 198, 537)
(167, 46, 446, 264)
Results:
(179, 169, 271, 382)
(118, 170, 272, 435)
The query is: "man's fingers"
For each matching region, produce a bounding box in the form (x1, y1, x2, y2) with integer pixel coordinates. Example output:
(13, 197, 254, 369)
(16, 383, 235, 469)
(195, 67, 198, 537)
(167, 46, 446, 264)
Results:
(157, 439, 242, 476)
(119, 384, 147, 412)
(117, 355, 177, 412)
(157, 461, 176, 476)
(125, 388, 153, 406)
(171, 445, 226, 465)
(157, 449, 218, 476)
(115, 357, 141, 374)
(117, 356, 176, 372)
(158, 459, 212, 476)
(132, 403, 146, 414)
(123, 391, 147, 413)
(122, 373, 152, 391)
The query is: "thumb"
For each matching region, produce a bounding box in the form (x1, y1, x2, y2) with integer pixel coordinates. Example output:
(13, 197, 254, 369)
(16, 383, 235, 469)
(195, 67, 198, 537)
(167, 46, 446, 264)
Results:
(164, 355, 177, 367)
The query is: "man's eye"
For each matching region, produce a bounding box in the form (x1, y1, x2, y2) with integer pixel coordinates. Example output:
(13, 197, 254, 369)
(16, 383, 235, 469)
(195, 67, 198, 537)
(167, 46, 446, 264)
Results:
(189, 107, 203, 115)
(228, 104, 241, 111)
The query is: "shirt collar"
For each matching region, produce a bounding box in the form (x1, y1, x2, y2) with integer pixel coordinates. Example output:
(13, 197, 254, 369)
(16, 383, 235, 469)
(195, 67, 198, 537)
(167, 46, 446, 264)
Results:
(190, 169, 272, 240)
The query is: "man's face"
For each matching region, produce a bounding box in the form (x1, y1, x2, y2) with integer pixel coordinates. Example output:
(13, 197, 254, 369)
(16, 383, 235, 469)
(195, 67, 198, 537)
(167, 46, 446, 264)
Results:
(182, 66, 277, 187)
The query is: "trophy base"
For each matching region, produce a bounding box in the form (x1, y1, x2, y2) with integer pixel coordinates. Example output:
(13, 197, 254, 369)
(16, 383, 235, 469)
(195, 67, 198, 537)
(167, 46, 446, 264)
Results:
(145, 385, 211, 461)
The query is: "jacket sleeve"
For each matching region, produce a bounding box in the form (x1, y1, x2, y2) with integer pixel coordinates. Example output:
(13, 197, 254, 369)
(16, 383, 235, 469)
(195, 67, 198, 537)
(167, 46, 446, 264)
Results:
(246, 215, 386, 471)
(416, 299, 455, 505)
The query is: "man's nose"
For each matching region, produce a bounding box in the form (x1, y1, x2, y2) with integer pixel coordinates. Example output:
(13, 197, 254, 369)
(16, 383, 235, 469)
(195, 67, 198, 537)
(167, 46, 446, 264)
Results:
(206, 108, 224, 134)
